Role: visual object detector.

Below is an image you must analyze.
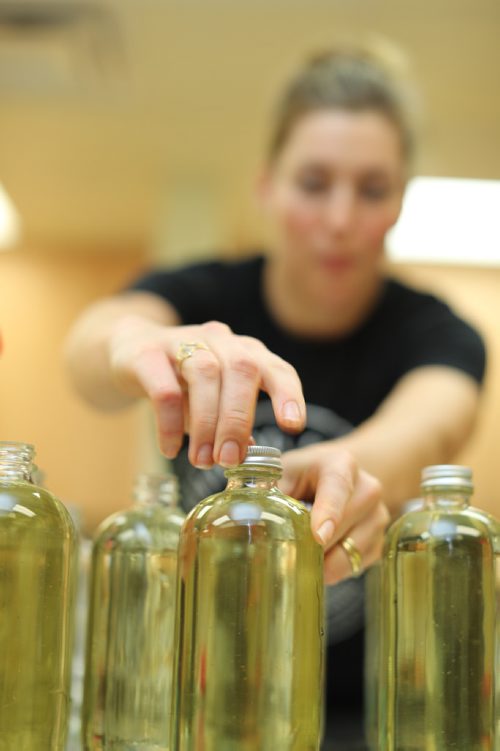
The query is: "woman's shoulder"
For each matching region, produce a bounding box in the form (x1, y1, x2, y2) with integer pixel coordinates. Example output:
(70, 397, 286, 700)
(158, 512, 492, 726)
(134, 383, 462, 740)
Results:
(380, 276, 486, 384)
(382, 277, 453, 318)
(127, 254, 264, 294)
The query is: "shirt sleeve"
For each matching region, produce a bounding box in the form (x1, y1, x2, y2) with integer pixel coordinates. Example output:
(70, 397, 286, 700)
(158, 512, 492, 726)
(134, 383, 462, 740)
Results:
(398, 300, 486, 386)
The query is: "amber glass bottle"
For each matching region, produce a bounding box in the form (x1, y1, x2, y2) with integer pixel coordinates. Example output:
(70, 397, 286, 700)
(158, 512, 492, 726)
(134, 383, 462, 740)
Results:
(0, 441, 76, 751)
(171, 445, 324, 751)
(379, 465, 499, 751)
(82, 473, 185, 750)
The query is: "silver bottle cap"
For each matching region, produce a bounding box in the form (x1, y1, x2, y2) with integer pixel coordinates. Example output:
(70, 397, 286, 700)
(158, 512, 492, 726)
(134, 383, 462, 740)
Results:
(420, 464, 473, 492)
(241, 445, 282, 470)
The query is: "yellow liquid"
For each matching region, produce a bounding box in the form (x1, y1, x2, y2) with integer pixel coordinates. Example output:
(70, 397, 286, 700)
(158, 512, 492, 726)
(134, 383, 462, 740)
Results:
(82, 504, 184, 750)
(381, 506, 497, 751)
(0, 481, 76, 751)
(172, 484, 324, 751)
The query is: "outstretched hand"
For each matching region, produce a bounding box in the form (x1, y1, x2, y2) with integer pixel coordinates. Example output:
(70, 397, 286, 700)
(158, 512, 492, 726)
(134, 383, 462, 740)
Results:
(109, 315, 306, 468)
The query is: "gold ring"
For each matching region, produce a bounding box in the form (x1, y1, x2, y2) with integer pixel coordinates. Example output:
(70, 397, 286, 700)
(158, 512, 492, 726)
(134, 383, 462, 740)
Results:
(340, 536, 363, 577)
(175, 341, 210, 371)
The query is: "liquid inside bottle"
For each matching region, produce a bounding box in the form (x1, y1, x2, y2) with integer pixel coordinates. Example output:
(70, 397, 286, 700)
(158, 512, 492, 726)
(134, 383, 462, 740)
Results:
(82, 473, 185, 751)
(379, 465, 498, 751)
(0, 441, 76, 751)
(171, 445, 324, 751)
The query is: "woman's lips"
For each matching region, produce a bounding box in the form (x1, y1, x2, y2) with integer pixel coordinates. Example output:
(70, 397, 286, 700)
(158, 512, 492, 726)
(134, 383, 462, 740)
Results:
(316, 255, 356, 272)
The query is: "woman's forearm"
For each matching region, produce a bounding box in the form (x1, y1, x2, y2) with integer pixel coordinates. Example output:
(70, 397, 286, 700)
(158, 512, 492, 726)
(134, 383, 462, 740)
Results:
(64, 292, 180, 410)
(316, 366, 480, 515)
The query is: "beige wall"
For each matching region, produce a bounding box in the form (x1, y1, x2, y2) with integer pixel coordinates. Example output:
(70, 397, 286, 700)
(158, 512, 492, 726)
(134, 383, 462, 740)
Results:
(0, 248, 149, 533)
(392, 263, 500, 517)
(1, 250, 498, 533)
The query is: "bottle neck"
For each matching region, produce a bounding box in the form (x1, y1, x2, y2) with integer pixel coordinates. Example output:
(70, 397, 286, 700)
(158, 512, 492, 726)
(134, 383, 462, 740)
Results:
(133, 474, 179, 507)
(423, 488, 472, 510)
(225, 465, 282, 492)
(0, 442, 35, 483)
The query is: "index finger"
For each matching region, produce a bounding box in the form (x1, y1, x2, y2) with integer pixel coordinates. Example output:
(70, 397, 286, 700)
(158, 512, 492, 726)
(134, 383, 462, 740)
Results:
(259, 353, 307, 433)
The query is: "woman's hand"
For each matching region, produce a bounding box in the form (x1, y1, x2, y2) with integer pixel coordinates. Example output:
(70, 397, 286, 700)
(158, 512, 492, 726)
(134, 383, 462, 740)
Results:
(280, 444, 389, 585)
(108, 315, 306, 468)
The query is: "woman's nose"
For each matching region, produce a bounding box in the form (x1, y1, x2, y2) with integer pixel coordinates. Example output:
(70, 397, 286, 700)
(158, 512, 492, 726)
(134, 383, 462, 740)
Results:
(324, 187, 356, 235)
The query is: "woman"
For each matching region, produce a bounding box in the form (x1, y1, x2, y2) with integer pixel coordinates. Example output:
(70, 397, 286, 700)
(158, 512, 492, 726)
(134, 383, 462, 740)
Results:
(65, 47, 485, 730)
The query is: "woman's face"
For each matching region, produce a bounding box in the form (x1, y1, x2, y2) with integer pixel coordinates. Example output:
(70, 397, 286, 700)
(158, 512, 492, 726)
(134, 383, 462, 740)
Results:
(260, 109, 406, 309)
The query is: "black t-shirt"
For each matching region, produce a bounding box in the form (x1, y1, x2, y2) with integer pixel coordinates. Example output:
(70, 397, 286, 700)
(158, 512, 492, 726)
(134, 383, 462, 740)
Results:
(129, 254, 485, 422)
(129, 254, 485, 509)
(127, 255, 486, 708)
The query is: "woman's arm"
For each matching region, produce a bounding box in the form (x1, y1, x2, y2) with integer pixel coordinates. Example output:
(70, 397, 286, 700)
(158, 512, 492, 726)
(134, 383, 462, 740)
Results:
(64, 290, 307, 467)
(282, 366, 480, 520)
(279, 366, 480, 581)
(336, 365, 481, 513)
(64, 291, 182, 410)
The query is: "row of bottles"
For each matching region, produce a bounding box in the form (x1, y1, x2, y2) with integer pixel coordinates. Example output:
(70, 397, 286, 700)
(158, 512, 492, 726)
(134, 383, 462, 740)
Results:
(1, 440, 498, 750)
(0, 442, 324, 750)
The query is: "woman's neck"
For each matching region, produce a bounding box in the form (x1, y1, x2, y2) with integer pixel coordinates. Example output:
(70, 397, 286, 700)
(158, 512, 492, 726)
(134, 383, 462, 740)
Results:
(262, 258, 384, 340)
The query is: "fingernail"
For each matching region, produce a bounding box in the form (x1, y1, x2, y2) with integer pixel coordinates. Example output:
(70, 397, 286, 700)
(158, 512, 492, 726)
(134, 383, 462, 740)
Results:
(195, 444, 213, 469)
(316, 520, 335, 547)
(282, 401, 301, 424)
(219, 440, 241, 468)
(162, 442, 179, 459)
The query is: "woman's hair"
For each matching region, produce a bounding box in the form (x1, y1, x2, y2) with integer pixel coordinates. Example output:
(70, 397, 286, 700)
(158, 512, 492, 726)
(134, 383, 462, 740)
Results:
(268, 45, 417, 163)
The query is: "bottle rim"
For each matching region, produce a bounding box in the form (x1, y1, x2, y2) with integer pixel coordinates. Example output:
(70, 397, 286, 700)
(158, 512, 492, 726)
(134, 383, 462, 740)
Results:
(420, 464, 473, 492)
(241, 445, 282, 470)
(133, 472, 179, 505)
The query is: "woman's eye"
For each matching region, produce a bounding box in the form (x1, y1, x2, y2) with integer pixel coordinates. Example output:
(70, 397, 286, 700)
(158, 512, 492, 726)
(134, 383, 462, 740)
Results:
(360, 184, 390, 201)
(296, 176, 329, 194)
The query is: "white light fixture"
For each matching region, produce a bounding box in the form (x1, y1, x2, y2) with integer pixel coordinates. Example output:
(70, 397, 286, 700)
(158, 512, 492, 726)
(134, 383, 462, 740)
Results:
(0, 183, 21, 249)
(387, 176, 500, 267)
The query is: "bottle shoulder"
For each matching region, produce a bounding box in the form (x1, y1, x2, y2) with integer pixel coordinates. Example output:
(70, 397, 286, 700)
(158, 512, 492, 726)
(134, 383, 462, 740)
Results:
(386, 503, 499, 550)
(185, 487, 313, 539)
(93, 503, 185, 551)
(0, 480, 76, 538)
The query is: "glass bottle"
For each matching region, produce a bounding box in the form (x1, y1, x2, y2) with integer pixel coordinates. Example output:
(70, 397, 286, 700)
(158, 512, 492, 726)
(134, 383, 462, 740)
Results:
(364, 499, 423, 750)
(379, 465, 499, 751)
(82, 472, 185, 751)
(171, 445, 324, 751)
(0, 441, 77, 751)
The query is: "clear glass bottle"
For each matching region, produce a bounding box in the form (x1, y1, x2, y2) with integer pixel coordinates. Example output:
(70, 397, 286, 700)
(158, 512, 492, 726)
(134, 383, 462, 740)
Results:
(379, 465, 499, 751)
(0, 441, 77, 751)
(364, 499, 423, 750)
(171, 445, 325, 751)
(82, 472, 185, 750)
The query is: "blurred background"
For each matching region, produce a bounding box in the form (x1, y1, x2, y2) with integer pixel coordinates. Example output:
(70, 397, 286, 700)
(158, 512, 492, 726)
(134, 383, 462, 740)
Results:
(0, 0, 499, 531)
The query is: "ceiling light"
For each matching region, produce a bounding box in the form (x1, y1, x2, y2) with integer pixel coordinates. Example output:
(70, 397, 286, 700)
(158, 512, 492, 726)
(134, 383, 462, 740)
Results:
(387, 177, 500, 267)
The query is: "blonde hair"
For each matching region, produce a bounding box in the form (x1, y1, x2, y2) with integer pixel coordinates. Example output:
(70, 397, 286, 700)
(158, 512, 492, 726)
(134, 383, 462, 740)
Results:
(268, 43, 417, 163)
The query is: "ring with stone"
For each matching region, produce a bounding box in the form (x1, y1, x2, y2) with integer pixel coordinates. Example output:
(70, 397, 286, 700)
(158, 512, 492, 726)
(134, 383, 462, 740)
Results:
(175, 341, 210, 372)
